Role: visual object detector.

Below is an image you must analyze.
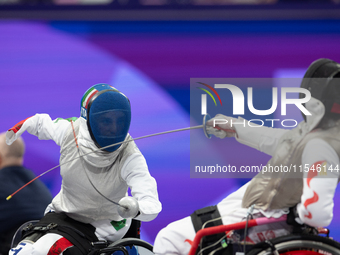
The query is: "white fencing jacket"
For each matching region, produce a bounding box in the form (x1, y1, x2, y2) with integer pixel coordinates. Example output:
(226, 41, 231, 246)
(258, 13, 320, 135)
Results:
(232, 98, 340, 227)
(6, 114, 162, 226)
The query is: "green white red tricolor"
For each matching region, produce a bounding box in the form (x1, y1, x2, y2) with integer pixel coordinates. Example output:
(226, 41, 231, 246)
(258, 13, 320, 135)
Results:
(81, 87, 99, 109)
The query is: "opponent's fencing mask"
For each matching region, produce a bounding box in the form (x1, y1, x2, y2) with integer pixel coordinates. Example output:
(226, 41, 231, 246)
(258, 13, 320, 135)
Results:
(300, 58, 340, 121)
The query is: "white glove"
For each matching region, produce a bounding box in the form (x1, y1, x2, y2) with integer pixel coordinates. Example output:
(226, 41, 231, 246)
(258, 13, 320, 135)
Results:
(117, 196, 140, 219)
(206, 114, 237, 139)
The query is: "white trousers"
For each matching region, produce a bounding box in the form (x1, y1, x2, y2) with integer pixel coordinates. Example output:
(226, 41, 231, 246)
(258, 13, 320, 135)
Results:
(9, 233, 72, 255)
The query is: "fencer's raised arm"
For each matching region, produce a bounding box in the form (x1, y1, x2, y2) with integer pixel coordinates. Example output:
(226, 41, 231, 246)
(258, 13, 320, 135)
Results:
(206, 114, 288, 156)
(6, 114, 71, 146)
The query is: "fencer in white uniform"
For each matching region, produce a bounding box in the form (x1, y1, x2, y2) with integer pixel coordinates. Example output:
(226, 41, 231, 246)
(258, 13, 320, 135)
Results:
(154, 58, 340, 255)
(8, 84, 162, 255)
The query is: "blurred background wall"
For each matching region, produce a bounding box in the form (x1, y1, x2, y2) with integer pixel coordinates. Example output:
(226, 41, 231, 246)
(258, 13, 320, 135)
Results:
(1, 1, 340, 244)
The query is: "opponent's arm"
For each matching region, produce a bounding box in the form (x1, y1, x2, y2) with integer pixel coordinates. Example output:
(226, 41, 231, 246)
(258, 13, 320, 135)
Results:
(206, 114, 288, 156)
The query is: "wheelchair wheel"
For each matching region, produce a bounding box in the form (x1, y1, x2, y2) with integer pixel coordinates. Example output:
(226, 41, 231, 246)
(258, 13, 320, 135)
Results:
(97, 238, 154, 255)
(10, 220, 40, 249)
(247, 234, 340, 255)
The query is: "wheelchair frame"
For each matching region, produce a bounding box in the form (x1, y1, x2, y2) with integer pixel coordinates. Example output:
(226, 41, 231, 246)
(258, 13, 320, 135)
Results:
(90, 238, 154, 255)
(10, 216, 340, 255)
(188, 215, 340, 255)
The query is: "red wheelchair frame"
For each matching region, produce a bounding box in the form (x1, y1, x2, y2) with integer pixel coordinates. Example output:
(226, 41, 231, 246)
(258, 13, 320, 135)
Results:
(188, 215, 336, 255)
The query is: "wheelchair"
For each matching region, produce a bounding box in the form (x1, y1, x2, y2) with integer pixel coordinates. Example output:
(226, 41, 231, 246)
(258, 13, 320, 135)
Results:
(188, 215, 340, 255)
(10, 220, 155, 255)
(10, 216, 340, 255)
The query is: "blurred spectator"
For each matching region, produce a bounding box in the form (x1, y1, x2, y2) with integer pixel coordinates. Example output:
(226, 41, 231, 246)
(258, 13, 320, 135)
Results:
(0, 132, 52, 255)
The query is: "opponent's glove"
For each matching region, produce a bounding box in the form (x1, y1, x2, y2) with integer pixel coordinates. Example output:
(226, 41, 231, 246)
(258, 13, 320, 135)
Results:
(206, 114, 237, 139)
(117, 196, 140, 219)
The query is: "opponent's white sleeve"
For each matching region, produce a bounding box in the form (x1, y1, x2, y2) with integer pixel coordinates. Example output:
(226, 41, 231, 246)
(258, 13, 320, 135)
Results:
(121, 153, 162, 222)
(6, 114, 72, 146)
(234, 119, 288, 156)
(297, 138, 340, 227)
